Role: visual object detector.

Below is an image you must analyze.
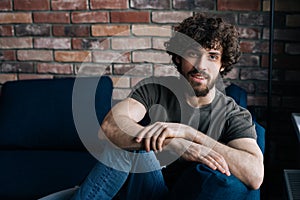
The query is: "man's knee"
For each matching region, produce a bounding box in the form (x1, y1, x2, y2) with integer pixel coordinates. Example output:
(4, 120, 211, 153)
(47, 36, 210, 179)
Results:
(169, 163, 249, 200)
(193, 164, 249, 199)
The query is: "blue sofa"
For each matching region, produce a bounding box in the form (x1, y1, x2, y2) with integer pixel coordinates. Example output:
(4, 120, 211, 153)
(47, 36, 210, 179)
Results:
(0, 76, 113, 199)
(0, 77, 264, 199)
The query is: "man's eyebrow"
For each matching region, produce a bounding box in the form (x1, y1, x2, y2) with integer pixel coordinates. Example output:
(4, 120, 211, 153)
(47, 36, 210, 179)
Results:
(208, 51, 221, 55)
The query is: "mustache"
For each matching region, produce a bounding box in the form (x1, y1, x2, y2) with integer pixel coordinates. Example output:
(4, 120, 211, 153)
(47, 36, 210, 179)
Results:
(188, 68, 210, 79)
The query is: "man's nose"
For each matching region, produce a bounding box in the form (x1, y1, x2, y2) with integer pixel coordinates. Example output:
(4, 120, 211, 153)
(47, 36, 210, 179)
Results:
(194, 56, 207, 71)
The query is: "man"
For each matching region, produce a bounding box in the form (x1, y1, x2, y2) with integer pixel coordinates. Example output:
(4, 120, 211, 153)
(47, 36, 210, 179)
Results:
(72, 13, 264, 200)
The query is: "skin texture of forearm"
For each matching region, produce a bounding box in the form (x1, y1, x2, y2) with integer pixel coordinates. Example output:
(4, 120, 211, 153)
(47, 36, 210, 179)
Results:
(193, 132, 264, 189)
(100, 111, 144, 150)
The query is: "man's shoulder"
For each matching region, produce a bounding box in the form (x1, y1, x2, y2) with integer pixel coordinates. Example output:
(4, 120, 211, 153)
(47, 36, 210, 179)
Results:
(137, 76, 180, 84)
(134, 76, 181, 90)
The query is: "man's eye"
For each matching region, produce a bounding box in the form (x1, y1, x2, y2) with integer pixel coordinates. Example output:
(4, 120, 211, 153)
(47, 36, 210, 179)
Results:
(209, 55, 219, 60)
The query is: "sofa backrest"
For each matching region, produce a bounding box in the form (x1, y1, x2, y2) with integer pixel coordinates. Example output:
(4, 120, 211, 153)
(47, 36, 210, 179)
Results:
(0, 76, 113, 150)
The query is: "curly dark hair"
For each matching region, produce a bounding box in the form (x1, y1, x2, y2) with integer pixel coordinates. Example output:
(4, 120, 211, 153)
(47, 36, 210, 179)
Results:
(165, 13, 241, 76)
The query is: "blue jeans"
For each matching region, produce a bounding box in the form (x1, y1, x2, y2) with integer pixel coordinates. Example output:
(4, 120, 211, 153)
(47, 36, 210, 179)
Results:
(71, 148, 168, 200)
(71, 150, 251, 200)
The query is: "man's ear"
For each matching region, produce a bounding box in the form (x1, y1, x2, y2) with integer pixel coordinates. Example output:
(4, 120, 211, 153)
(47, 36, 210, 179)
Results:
(175, 56, 181, 65)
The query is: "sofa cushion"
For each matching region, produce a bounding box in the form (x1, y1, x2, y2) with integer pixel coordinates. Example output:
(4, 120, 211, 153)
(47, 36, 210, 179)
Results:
(0, 150, 97, 199)
(0, 76, 113, 150)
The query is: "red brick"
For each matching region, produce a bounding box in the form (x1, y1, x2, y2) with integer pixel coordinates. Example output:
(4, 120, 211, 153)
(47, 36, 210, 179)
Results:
(17, 50, 53, 61)
(286, 43, 300, 55)
(239, 13, 269, 26)
(173, 0, 214, 10)
(0, 25, 14, 36)
(286, 14, 300, 27)
(131, 0, 170, 9)
(238, 27, 260, 39)
(275, 0, 300, 12)
(34, 12, 69, 23)
(235, 55, 259, 67)
(247, 95, 267, 106)
(55, 51, 91, 62)
(0, 0, 12, 11)
(34, 38, 71, 49)
(14, 0, 49, 10)
(111, 11, 150, 23)
(75, 64, 111, 76)
(92, 25, 130, 36)
(0, 74, 17, 84)
(93, 51, 130, 63)
(52, 0, 87, 10)
(18, 74, 53, 80)
(0, 50, 16, 61)
(53, 25, 90, 37)
(1, 62, 34, 73)
(240, 69, 268, 80)
(218, 0, 260, 11)
(91, 0, 128, 9)
(223, 68, 239, 80)
(240, 41, 273, 54)
(132, 25, 171, 36)
(131, 77, 144, 87)
(0, 38, 32, 49)
(0, 13, 32, 23)
(37, 63, 73, 74)
(152, 11, 192, 23)
(72, 11, 109, 23)
(240, 41, 256, 53)
(72, 38, 110, 50)
(152, 38, 169, 50)
(154, 64, 179, 77)
(111, 77, 130, 88)
(132, 51, 171, 63)
(113, 64, 153, 76)
(15, 24, 50, 36)
(112, 88, 131, 100)
(111, 37, 151, 50)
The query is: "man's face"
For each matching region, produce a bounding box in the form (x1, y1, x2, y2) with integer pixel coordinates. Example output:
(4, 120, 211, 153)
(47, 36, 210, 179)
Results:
(178, 45, 223, 97)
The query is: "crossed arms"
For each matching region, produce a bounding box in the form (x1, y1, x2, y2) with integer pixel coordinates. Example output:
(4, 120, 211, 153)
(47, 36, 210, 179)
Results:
(100, 98, 264, 190)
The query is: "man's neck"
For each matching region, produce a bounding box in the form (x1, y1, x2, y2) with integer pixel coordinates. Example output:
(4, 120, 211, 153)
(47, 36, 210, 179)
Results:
(185, 87, 216, 108)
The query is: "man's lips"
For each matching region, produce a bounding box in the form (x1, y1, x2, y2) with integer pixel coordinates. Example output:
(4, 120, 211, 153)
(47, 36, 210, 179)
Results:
(188, 69, 209, 79)
(190, 73, 206, 80)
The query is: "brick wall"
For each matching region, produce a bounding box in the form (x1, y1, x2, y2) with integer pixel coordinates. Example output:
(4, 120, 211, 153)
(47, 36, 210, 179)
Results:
(1, 0, 300, 198)
(0, 0, 298, 104)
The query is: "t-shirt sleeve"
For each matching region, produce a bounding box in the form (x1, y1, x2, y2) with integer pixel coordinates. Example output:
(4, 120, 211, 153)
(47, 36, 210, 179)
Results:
(129, 77, 159, 110)
(220, 104, 257, 144)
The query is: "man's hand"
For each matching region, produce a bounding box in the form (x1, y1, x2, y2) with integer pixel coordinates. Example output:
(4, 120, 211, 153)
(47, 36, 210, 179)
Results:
(135, 122, 198, 152)
(167, 138, 231, 176)
(135, 122, 191, 152)
(135, 122, 230, 176)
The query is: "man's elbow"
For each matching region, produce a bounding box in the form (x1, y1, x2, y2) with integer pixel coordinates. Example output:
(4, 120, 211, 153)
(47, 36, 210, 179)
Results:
(249, 162, 264, 190)
(99, 114, 114, 140)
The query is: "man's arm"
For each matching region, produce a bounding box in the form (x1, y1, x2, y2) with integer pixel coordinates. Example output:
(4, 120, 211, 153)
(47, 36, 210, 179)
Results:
(100, 98, 146, 150)
(195, 133, 264, 190)
(144, 124, 264, 190)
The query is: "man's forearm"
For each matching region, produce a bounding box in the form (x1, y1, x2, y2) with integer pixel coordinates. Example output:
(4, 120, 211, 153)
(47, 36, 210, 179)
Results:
(195, 132, 264, 189)
(100, 111, 144, 150)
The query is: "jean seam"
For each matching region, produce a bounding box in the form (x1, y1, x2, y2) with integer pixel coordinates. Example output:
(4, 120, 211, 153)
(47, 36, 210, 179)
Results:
(86, 165, 115, 200)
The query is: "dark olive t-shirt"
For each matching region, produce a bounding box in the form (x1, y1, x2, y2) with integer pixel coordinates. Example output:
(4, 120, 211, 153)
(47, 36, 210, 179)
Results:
(130, 76, 256, 143)
(130, 76, 256, 187)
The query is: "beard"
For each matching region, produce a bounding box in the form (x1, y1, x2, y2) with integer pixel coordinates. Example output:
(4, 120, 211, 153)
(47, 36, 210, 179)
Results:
(185, 68, 215, 97)
(192, 82, 210, 97)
